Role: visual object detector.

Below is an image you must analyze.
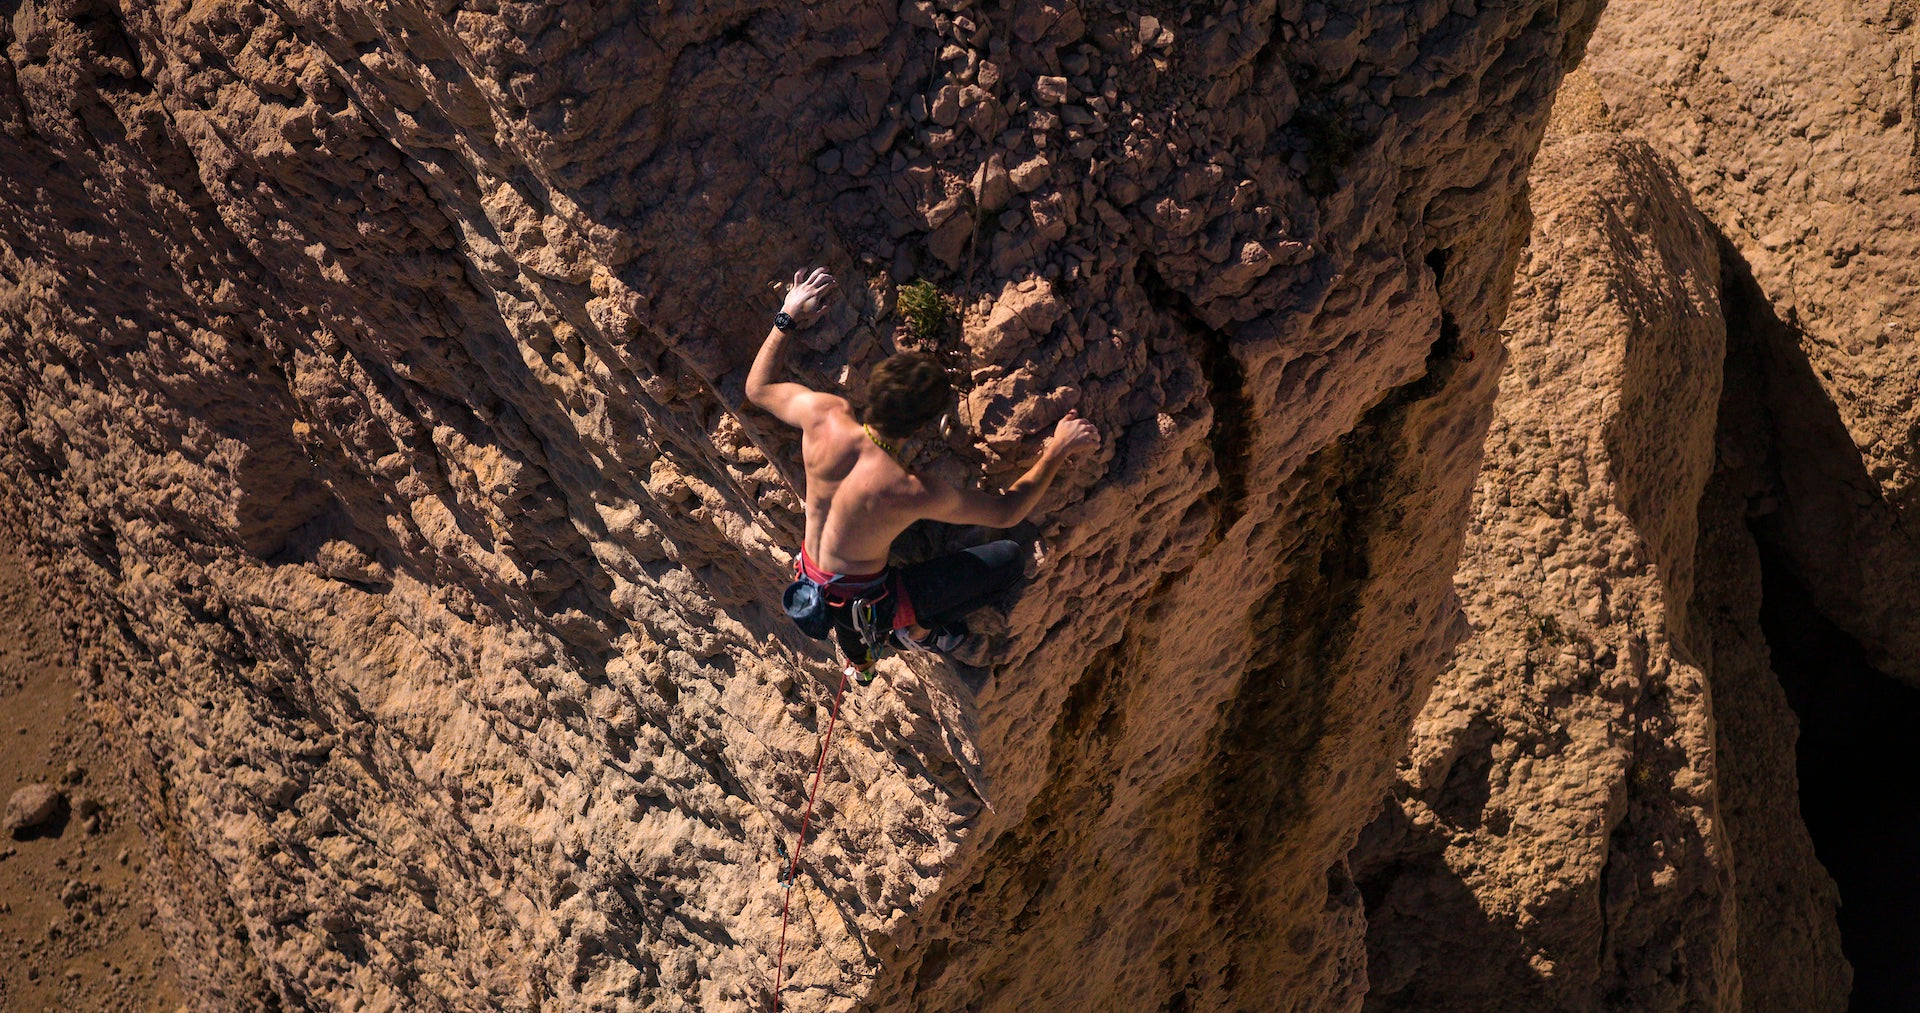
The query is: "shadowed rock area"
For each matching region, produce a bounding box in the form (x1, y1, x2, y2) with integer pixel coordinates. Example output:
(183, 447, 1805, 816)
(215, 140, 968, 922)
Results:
(1358, 0, 1920, 1008)
(0, 1, 1605, 1009)
(1757, 540, 1920, 1013)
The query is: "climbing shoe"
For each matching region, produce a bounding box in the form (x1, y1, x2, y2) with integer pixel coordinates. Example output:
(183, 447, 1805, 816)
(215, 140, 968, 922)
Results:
(894, 623, 967, 656)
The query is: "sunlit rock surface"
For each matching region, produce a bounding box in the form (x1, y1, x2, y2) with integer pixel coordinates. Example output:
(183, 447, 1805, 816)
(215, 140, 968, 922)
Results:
(0, 1, 1602, 1008)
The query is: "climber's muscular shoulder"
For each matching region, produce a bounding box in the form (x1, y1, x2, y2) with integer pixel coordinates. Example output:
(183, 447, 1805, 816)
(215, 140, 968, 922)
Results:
(795, 395, 860, 475)
(749, 380, 844, 432)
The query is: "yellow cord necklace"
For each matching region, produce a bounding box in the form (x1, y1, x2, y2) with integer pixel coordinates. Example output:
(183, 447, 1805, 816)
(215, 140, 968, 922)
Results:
(864, 424, 901, 460)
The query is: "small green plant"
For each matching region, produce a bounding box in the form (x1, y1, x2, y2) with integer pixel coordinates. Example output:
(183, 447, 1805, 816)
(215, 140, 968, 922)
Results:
(1526, 610, 1567, 647)
(896, 279, 956, 343)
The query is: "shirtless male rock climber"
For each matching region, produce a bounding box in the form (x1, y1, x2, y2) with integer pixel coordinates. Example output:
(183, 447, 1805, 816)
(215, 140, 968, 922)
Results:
(745, 266, 1101, 673)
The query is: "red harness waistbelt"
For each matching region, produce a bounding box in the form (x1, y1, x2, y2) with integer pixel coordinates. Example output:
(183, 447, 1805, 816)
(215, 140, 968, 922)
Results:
(796, 546, 918, 630)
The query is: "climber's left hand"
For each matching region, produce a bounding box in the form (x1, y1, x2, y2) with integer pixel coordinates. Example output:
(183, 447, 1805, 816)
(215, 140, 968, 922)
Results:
(783, 267, 837, 323)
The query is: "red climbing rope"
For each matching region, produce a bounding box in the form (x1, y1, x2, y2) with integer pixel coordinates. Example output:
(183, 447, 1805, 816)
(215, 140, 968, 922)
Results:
(772, 662, 855, 1011)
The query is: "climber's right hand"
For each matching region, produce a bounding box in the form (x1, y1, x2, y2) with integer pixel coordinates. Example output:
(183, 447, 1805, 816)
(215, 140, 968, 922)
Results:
(1048, 410, 1101, 458)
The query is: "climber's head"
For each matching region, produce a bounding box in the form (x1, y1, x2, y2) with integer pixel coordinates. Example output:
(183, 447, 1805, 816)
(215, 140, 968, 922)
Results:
(864, 351, 952, 439)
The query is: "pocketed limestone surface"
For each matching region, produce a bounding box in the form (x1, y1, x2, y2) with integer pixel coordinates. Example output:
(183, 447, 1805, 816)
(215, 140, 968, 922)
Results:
(1354, 121, 1742, 1012)
(1583, 0, 1920, 687)
(0, 1, 1601, 1009)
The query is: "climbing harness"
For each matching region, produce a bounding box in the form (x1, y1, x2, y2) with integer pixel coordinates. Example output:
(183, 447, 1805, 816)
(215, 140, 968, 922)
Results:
(782, 545, 918, 682)
(769, 539, 918, 1004)
(772, 660, 855, 1011)
(769, 545, 895, 1004)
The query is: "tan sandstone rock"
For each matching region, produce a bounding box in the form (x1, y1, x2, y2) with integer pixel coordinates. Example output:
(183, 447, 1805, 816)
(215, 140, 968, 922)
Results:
(5, 782, 65, 836)
(0, 0, 1602, 1009)
(1357, 126, 1745, 1012)
(1356, 34, 1875, 1008)
(1584, 0, 1920, 686)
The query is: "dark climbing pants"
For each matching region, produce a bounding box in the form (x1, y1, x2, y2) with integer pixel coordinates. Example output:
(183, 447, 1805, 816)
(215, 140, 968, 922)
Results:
(897, 539, 1024, 627)
(829, 540, 1024, 663)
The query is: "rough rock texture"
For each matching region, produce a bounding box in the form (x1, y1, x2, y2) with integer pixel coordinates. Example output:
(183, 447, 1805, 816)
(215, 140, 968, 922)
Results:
(5, 783, 66, 837)
(0, 0, 1603, 1009)
(1354, 0, 1920, 998)
(1575, 12, 1920, 993)
(1575, 8, 1920, 1003)
(1584, 0, 1920, 687)
(1355, 121, 1748, 1012)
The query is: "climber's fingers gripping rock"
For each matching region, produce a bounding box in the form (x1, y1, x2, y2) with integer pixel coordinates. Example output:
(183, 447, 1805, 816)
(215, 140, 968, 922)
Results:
(784, 266, 837, 324)
(1051, 409, 1101, 458)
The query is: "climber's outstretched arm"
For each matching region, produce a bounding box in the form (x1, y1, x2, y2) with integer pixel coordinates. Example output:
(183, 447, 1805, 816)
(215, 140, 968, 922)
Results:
(920, 410, 1101, 528)
(745, 267, 837, 429)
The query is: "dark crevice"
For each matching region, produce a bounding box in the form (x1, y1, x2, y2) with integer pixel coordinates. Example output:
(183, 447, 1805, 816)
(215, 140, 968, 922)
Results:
(1137, 262, 1253, 542)
(1753, 537, 1920, 1013)
(1286, 70, 1371, 196)
(1908, 54, 1918, 181)
(1716, 228, 1908, 1011)
(83, 0, 154, 96)
(1207, 317, 1465, 976)
(1427, 247, 1462, 362)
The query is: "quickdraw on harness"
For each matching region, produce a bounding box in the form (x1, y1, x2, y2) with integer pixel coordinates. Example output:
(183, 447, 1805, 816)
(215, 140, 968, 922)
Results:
(780, 545, 917, 681)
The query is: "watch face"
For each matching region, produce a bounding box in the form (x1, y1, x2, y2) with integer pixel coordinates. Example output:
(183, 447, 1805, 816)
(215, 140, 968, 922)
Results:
(775, 312, 795, 329)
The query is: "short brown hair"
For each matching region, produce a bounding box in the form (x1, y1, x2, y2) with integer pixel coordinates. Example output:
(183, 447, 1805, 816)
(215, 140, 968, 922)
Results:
(865, 352, 951, 438)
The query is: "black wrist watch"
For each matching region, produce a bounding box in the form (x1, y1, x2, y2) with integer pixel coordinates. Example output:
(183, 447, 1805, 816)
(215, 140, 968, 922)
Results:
(774, 311, 797, 331)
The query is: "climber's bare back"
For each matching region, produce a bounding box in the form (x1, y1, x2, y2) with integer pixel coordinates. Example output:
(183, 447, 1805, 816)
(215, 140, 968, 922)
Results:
(793, 395, 929, 574)
(744, 264, 1101, 579)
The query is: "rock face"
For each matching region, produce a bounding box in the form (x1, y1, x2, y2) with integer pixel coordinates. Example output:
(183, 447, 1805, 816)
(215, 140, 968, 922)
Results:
(1355, 0, 1920, 1001)
(1354, 124, 1743, 1012)
(0, 1, 1602, 1010)
(1585, 0, 1920, 688)
(1577, 3, 1920, 1002)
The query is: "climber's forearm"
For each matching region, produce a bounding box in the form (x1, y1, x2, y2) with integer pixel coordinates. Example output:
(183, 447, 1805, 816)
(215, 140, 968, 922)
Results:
(993, 441, 1073, 527)
(744, 325, 790, 402)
